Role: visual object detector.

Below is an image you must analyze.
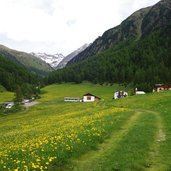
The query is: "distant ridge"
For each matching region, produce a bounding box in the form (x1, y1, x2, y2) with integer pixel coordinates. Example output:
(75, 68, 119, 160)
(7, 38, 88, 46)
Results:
(0, 45, 53, 75)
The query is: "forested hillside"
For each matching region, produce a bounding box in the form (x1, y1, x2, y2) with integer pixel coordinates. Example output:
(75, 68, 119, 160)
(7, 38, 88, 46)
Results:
(46, 0, 171, 91)
(47, 28, 171, 91)
(0, 55, 38, 91)
(0, 45, 53, 76)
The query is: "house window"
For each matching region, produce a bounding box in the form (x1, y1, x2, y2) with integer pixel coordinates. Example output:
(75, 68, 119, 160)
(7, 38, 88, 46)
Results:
(87, 96, 91, 100)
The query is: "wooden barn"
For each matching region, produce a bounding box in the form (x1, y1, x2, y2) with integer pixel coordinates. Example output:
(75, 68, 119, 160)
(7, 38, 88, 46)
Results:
(153, 84, 171, 92)
(83, 93, 101, 102)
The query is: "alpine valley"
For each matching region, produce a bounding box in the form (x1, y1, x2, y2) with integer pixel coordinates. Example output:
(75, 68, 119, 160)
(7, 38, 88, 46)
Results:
(47, 0, 171, 91)
(1, 0, 171, 170)
(0, 0, 171, 92)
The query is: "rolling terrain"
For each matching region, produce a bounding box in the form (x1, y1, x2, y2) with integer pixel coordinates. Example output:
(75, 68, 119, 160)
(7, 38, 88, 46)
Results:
(0, 83, 171, 171)
(0, 45, 53, 76)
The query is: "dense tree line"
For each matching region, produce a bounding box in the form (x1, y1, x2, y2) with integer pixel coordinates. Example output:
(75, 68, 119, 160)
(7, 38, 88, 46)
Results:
(0, 54, 40, 95)
(46, 28, 171, 92)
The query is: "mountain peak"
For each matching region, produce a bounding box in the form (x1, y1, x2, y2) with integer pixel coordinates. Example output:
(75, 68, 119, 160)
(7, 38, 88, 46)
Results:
(56, 44, 89, 69)
(31, 52, 65, 68)
(68, 0, 171, 64)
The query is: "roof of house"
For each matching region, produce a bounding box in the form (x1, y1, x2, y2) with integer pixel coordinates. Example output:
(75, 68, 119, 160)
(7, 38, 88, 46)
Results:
(83, 93, 101, 99)
(154, 84, 171, 88)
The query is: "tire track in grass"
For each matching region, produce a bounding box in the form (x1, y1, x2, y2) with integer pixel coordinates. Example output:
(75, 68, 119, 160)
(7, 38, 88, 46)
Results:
(69, 111, 142, 171)
(145, 110, 167, 171)
(97, 111, 158, 171)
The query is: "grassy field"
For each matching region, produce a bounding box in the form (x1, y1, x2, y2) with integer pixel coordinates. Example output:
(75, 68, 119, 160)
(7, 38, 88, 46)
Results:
(0, 91, 14, 103)
(0, 83, 171, 171)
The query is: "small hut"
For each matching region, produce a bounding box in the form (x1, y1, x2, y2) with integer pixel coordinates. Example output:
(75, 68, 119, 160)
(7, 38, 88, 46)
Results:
(113, 91, 128, 99)
(83, 93, 101, 102)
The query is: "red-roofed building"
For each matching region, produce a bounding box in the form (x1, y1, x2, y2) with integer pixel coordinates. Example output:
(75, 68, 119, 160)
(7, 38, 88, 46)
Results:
(83, 93, 101, 102)
(153, 84, 171, 92)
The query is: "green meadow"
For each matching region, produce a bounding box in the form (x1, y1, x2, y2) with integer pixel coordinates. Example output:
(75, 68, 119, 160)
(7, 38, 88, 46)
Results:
(0, 83, 171, 171)
(0, 91, 14, 103)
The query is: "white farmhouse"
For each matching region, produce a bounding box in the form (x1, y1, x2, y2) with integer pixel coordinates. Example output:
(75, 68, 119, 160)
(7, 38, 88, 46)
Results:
(113, 91, 128, 99)
(82, 93, 101, 102)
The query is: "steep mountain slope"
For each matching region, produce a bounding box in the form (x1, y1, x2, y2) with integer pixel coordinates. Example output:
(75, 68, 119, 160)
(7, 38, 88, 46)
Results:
(0, 45, 53, 75)
(142, 0, 171, 35)
(68, 0, 171, 64)
(56, 44, 89, 69)
(68, 7, 150, 64)
(0, 54, 38, 91)
(47, 0, 171, 91)
(31, 52, 65, 68)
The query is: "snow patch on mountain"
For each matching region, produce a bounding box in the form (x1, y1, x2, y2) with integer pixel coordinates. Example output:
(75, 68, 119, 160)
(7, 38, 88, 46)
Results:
(31, 52, 65, 68)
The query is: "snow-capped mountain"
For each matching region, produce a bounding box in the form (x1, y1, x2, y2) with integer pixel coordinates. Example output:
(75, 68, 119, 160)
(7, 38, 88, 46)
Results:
(56, 44, 89, 69)
(31, 52, 65, 68)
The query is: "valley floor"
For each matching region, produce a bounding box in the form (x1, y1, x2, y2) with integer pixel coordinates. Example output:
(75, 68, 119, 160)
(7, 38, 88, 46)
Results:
(0, 83, 171, 171)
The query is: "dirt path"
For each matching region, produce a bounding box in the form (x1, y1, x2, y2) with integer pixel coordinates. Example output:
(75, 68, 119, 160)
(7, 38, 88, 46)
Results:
(23, 101, 40, 108)
(70, 111, 142, 171)
(67, 109, 167, 171)
(145, 110, 166, 171)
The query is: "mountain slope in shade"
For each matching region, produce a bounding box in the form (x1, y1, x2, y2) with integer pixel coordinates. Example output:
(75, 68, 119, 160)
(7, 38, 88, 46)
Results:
(0, 45, 53, 75)
(56, 44, 89, 69)
(0, 54, 38, 91)
(68, 7, 150, 64)
(47, 0, 171, 91)
(68, 0, 171, 64)
(31, 52, 65, 68)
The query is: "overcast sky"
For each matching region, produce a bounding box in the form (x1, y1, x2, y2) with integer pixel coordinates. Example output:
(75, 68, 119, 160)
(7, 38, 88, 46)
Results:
(0, 0, 160, 56)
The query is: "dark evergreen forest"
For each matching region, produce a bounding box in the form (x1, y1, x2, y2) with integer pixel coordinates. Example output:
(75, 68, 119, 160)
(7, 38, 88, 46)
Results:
(0, 55, 40, 97)
(46, 28, 171, 92)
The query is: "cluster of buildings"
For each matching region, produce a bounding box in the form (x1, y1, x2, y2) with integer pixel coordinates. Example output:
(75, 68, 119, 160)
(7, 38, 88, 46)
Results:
(64, 93, 101, 102)
(3, 84, 171, 108)
(64, 84, 171, 103)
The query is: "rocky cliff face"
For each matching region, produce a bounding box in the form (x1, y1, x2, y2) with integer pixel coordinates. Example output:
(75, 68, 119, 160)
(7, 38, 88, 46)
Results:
(68, 0, 171, 64)
(142, 0, 171, 36)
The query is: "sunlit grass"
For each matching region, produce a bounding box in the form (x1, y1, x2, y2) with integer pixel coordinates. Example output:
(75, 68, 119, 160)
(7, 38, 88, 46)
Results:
(0, 92, 14, 103)
(0, 83, 131, 170)
(1, 83, 171, 171)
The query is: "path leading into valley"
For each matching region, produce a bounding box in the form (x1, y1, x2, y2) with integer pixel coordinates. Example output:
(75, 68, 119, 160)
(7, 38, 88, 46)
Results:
(67, 109, 166, 171)
(146, 110, 166, 171)
(70, 110, 142, 171)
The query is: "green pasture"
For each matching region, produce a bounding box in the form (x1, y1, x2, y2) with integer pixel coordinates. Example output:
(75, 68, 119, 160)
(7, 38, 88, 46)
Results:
(0, 83, 171, 171)
(0, 91, 14, 103)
